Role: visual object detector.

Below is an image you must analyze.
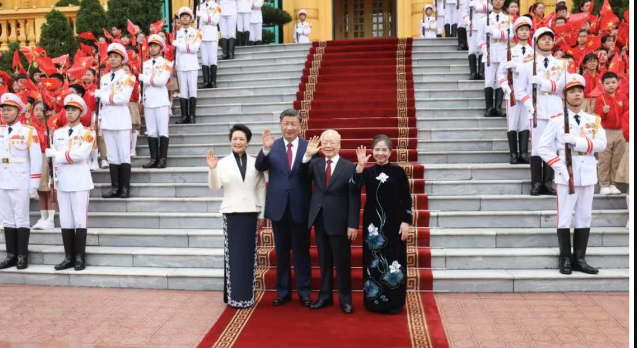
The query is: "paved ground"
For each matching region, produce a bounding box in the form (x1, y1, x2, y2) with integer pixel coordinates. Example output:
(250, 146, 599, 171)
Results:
(436, 292, 630, 348)
(0, 285, 629, 348)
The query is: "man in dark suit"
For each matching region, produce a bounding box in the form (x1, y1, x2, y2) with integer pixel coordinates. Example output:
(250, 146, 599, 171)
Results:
(255, 109, 313, 307)
(301, 130, 360, 314)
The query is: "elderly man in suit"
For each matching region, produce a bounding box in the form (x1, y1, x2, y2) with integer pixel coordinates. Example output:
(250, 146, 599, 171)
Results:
(255, 109, 313, 307)
(301, 130, 361, 314)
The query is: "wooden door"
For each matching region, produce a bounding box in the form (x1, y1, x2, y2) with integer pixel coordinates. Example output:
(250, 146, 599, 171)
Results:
(334, 0, 395, 40)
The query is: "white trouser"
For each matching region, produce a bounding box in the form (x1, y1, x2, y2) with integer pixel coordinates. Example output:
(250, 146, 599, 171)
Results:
(103, 129, 131, 165)
(220, 15, 237, 39)
(0, 189, 30, 229)
(468, 30, 480, 55)
(484, 61, 501, 88)
(237, 13, 250, 31)
(145, 106, 170, 138)
(445, 4, 457, 26)
(57, 190, 90, 229)
(201, 41, 219, 66)
(556, 184, 594, 229)
(437, 3, 445, 34)
(506, 101, 530, 132)
(250, 24, 263, 41)
(530, 119, 548, 156)
(177, 70, 198, 98)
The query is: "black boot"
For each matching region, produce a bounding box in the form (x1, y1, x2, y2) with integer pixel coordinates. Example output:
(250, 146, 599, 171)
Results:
(484, 87, 495, 117)
(0, 227, 18, 269)
(189, 97, 197, 124)
(236, 31, 244, 46)
(74, 228, 87, 271)
(477, 56, 485, 79)
(157, 136, 169, 169)
(142, 137, 159, 169)
(221, 38, 229, 60)
(244, 31, 250, 46)
(557, 228, 573, 275)
(209, 65, 217, 88)
(468, 54, 478, 80)
(444, 24, 451, 38)
(16, 228, 30, 270)
(119, 163, 131, 199)
(572, 228, 598, 274)
(518, 130, 531, 164)
(200, 65, 210, 89)
(54, 229, 75, 270)
(542, 162, 557, 195)
(102, 164, 121, 198)
(451, 24, 457, 37)
(229, 38, 236, 59)
(176, 98, 191, 124)
(507, 131, 519, 164)
(457, 27, 465, 50)
(494, 88, 505, 117)
(530, 156, 543, 196)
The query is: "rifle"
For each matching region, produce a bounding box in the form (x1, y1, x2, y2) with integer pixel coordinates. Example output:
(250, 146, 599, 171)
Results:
(172, 16, 179, 72)
(486, 9, 491, 67)
(563, 72, 575, 194)
(435, 0, 438, 20)
(194, 0, 200, 29)
(422, 6, 425, 37)
(532, 37, 537, 128)
(39, 87, 56, 202)
(456, 0, 459, 10)
(507, 26, 515, 106)
(469, 5, 473, 37)
(94, 63, 103, 158)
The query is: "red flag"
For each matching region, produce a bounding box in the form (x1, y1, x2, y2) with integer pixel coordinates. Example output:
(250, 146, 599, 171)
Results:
(624, 10, 629, 23)
(78, 31, 97, 41)
(80, 42, 95, 56)
(567, 61, 578, 73)
(588, 14, 600, 34)
(608, 54, 624, 74)
(127, 19, 137, 36)
(616, 22, 629, 48)
(52, 54, 70, 70)
(103, 28, 113, 42)
(599, 12, 619, 33)
(40, 78, 62, 91)
(599, 0, 613, 17)
(589, 83, 604, 98)
(96, 41, 109, 64)
(36, 56, 58, 76)
(567, 12, 590, 28)
(12, 50, 21, 69)
(585, 36, 602, 51)
(152, 18, 166, 34)
(68, 59, 91, 80)
(21, 78, 39, 93)
(560, 42, 575, 57)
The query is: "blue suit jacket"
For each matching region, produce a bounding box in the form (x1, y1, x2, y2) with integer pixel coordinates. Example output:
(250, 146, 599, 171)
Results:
(255, 137, 312, 224)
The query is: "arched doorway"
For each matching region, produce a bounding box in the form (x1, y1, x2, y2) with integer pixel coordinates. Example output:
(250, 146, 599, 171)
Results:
(333, 0, 396, 40)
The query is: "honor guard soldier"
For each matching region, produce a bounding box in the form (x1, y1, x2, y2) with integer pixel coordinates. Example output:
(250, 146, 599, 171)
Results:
(139, 34, 173, 169)
(174, 6, 203, 124)
(476, 0, 513, 118)
(517, 27, 567, 196)
(0, 93, 42, 270)
(94, 43, 135, 199)
(294, 9, 312, 44)
(237, 0, 252, 46)
(249, 0, 265, 45)
(219, 0, 238, 59)
(436, 0, 446, 37)
(537, 74, 606, 275)
(497, 16, 533, 164)
(444, 0, 458, 37)
(456, 0, 469, 49)
(45, 94, 96, 271)
(197, 0, 221, 89)
(420, 5, 438, 39)
(463, 0, 490, 80)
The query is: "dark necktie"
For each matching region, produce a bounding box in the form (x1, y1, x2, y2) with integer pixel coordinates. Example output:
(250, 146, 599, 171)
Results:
(152, 59, 156, 66)
(325, 159, 332, 187)
(7, 127, 12, 134)
(287, 143, 293, 170)
(544, 57, 549, 69)
(522, 47, 526, 55)
(496, 14, 500, 22)
(68, 128, 74, 137)
(185, 29, 188, 35)
(574, 114, 581, 125)
(110, 72, 115, 81)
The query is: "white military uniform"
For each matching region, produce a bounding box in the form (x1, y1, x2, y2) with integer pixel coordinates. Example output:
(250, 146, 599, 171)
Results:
(436, 0, 446, 36)
(197, 0, 221, 66)
(0, 122, 42, 229)
(517, 54, 568, 154)
(463, 0, 490, 56)
(51, 124, 96, 229)
(141, 56, 173, 138)
(477, 10, 513, 88)
(421, 15, 438, 38)
(237, 0, 252, 32)
(497, 42, 534, 132)
(294, 21, 311, 43)
(174, 26, 203, 98)
(98, 68, 135, 164)
(538, 109, 606, 228)
(250, 0, 264, 42)
(219, 0, 238, 39)
(445, 0, 458, 34)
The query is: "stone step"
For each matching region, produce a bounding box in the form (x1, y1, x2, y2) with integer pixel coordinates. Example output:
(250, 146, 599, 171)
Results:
(424, 163, 532, 181)
(216, 77, 301, 88)
(0, 265, 224, 290)
(184, 101, 292, 115)
(415, 89, 484, 99)
(416, 106, 485, 117)
(425, 179, 628, 196)
(412, 51, 469, 59)
(415, 97, 483, 108)
(218, 62, 306, 74)
(217, 56, 307, 68)
(173, 94, 296, 107)
(164, 120, 279, 135)
(418, 150, 510, 164)
(195, 85, 299, 98)
(413, 45, 467, 51)
(413, 72, 470, 81)
(91, 182, 218, 198)
(414, 80, 484, 90)
(136, 143, 261, 156)
(30, 197, 223, 214)
(413, 57, 468, 66)
(428, 210, 628, 228)
(169, 111, 282, 124)
(418, 138, 508, 151)
(430, 247, 628, 270)
(432, 268, 629, 292)
(413, 65, 469, 74)
(28, 211, 222, 229)
(414, 38, 459, 46)
(427, 194, 627, 211)
(417, 117, 505, 129)
(223, 48, 309, 60)
(213, 69, 303, 81)
(232, 42, 312, 53)
(142, 131, 275, 145)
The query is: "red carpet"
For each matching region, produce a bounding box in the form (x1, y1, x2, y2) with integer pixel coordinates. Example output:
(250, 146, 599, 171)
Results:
(197, 38, 448, 348)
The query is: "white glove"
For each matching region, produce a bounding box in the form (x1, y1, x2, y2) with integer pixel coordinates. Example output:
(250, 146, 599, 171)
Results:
(530, 75, 543, 86)
(503, 60, 518, 71)
(464, 16, 471, 26)
(559, 133, 578, 145)
(523, 98, 534, 115)
(138, 74, 147, 84)
(556, 165, 570, 180)
(481, 45, 488, 57)
(45, 148, 57, 158)
(29, 186, 38, 197)
(501, 83, 512, 97)
(484, 26, 493, 35)
(469, 0, 475, 7)
(94, 90, 103, 99)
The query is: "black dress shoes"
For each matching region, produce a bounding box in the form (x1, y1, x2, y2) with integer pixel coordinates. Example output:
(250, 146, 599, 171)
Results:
(340, 304, 353, 314)
(272, 295, 291, 306)
(300, 297, 312, 307)
(310, 298, 333, 310)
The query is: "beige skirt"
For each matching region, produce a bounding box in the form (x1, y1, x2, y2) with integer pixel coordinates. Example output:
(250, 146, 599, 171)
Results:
(614, 146, 630, 184)
(128, 102, 141, 125)
(39, 159, 50, 192)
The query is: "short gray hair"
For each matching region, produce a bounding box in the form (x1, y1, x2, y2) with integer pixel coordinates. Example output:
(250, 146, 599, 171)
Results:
(279, 108, 302, 123)
(320, 129, 341, 142)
